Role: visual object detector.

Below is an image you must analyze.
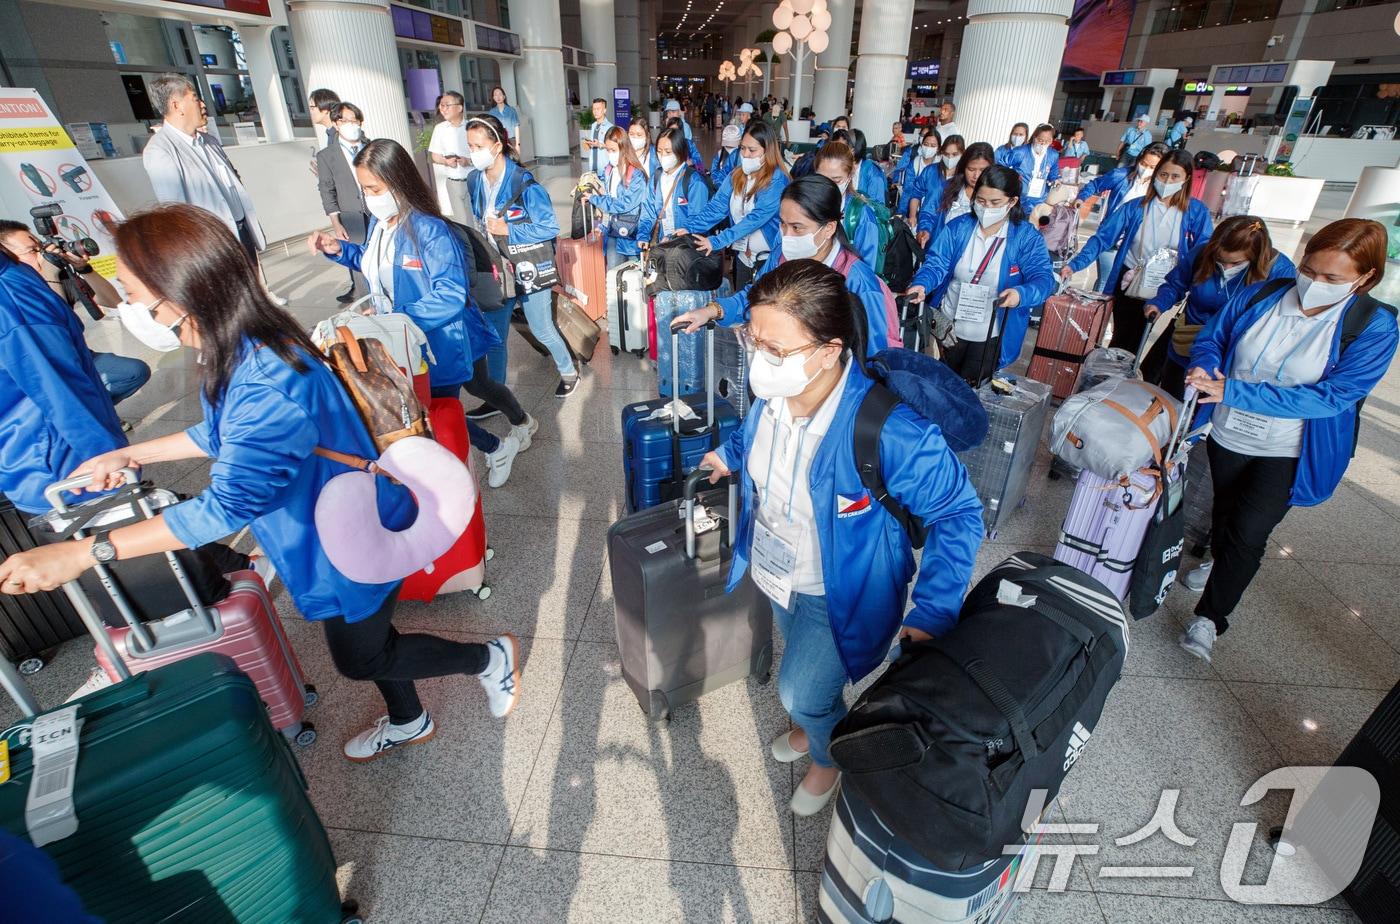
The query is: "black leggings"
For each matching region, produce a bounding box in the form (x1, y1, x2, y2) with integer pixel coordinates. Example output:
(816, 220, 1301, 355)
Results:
(942, 335, 1003, 387)
(1196, 438, 1297, 635)
(1111, 287, 1172, 383)
(321, 586, 489, 724)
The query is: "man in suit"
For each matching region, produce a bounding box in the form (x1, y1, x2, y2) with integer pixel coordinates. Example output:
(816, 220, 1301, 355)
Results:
(316, 102, 370, 304)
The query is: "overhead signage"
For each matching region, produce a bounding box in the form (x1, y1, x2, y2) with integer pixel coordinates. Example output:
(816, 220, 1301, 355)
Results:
(391, 4, 465, 48)
(165, 0, 272, 17)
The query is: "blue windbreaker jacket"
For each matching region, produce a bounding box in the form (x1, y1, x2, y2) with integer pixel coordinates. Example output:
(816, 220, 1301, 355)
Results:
(637, 165, 714, 243)
(331, 211, 498, 387)
(590, 162, 650, 257)
(858, 159, 888, 205)
(0, 257, 125, 513)
(843, 196, 883, 272)
(909, 214, 1058, 369)
(686, 170, 790, 257)
(466, 159, 561, 248)
(1189, 284, 1399, 507)
(1150, 248, 1297, 365)
(1079, 166, 1144, 219)
(1005, 144, 1061, 210)
(1067, 197, 1214, 296)
(164, 342, 416, 621)
(716, 365, 984, 681)
(897, 156, 941, 216)
(710, 147, 739, 186)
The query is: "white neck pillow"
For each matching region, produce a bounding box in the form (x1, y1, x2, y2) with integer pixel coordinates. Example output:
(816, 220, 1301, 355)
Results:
(315, 436, 477, 584)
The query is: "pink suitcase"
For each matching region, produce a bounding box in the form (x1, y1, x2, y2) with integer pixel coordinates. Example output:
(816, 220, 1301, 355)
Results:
(1054, 468, 1160, 599)
(1027, 288, 1112, 400)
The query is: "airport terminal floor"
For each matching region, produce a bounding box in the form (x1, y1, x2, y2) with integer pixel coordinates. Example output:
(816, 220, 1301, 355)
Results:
(2, 129, 1398, 919)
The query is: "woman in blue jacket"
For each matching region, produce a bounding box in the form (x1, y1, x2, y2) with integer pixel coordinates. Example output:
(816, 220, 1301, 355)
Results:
(583, 125, 650, 269)
(675, 176, 895, 355)
(831, 128, 887, 206)
(894, 126, 942, 220)
(0, 205, 522, 760)
(312, 139, 536, 488)
(697, 260, 983, 816)
(627, 121, 661, 179)
(915, 141, 994, 245)
(677, 119, 790, 290)
(994, 122, 1029, 166)
(710, 123, 741, 186)
(908, 133, 965, 237)
(0, 246, 126, 515)
(1005, 123, 1060, 213)
(1144, 216, 1296, 398)
(636, 128, 712, 245)
(465, 114, 580, 397)
(1063, 149, 1213, 352)
(1176, 219, 1398, 664)
(813, 140, 882, 272)
(907, 165, 1057, 383)
(1075, 142, 1168, 220)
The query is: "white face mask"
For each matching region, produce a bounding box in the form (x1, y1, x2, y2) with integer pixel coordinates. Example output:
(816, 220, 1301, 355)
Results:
(365, 191, 399, 222)
(943, 154, 960, 170)
(1296, 273, 1362, 311)
(1137, 164, 1154, 179)
(659, 152, 679, 172)
(1153, 178, 1184, 199)
(607, 150, 621, 168)
(781, 226, 829, 261)
(629, 135, 647, 151)
(748, 348, 819, 399)
(740, 154, 763, 175)
(118, 300, 183, 352)
(337, 124, 362, 143)
(836, 179, 850, 197)
(469, 147, 497, 171)
(1032, 143, 1048, 156)
(1218, 261, 1249, 279)
(1010, 134, 1026, 146)
(920, 144, 938, 160)
(973, 202, 1010, 228)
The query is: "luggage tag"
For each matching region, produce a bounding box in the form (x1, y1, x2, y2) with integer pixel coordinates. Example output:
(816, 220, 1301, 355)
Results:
(26, 705, 83, 847)
(953, 281, 994, 324)
(750, 520, 797, 608)
(1222, 408, 1272, 441)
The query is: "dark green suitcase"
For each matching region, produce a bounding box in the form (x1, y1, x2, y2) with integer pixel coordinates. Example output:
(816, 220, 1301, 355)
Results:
(0, 652, 357, 924)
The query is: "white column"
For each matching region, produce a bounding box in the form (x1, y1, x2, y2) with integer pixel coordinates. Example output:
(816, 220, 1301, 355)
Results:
(512, 0, 570, 160)
(580, 0, 618, 106)
(1100, 87, 1114, 120)
(286, 0, 411, 149)
(240, 25, 293, 143)
(850, 0, 915, 139)
(953, 0, 1073, 149)
(615, 0, 642, 106)
(812, 0, 854, 120)
(1206, 85, 1227, 124)
(441, 52, 464, 97)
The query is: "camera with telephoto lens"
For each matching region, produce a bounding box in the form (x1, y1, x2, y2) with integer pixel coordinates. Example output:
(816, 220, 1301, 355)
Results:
(29, 203, 103, 320)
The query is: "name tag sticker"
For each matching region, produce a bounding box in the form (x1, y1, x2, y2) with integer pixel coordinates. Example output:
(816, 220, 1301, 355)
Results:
(1223, 409, 1272, 441)
(954, 282, 994, 324)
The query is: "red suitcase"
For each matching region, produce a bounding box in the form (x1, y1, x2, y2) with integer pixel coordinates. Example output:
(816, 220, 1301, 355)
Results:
(554, 232, 608, 321)
(400, 397, 491, 601)
(1027, 287, 1112, 400)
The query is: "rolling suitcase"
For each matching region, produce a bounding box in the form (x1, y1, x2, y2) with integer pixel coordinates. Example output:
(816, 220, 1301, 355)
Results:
(40, 472, 317, 745)
(0, 498, 85, 674)
(652, 282, 734, 399)
(608, 468, 772, 721)
(1054, 468, 1160, 600)
(554, 233, 608, 320)
(818, 787, 1039, 924)
(0, 650, 355, 924)
(400, 397, 492, 602)
(1026, 287, 1112, 400)
(1333, 679, 1400, 922)
(621, 323, 741, 513)
(513, 293, 601, 364)
(607, 259, 649, 355)
(954, 377, 1050, 539)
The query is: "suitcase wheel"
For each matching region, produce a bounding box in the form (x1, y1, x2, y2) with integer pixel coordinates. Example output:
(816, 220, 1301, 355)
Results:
(303, 684, 319, 709)
(341, 900, 363, 924)
(610, 346, 620, 356)
(17, 657, 43, 675)
(473, 585, 492, 601)
(647, 691, 670, 723)
(294, 723, 317, 747)
(485, 547, 496, 562)
(1047, 468, 1062, 481)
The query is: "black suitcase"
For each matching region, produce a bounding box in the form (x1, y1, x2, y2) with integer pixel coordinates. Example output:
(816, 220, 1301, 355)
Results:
(608, 468, 772, 721)
(1331, 680, 1400, 922)
(0, 498, 85, 674)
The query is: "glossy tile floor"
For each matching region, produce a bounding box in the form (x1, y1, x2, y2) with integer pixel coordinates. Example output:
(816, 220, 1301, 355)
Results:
(3, 149, 1396, 923)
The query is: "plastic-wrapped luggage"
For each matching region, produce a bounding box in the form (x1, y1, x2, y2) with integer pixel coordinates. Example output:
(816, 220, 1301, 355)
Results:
(954, 377, 1050, 539)
(0, 652, 350, 924)
(1182, 448, 1214, 557)
(1026, 287, 1112, 400)
(651, 281, 733, 398)
(607, 260, 649, 354)
(713, 323, 752, 419)
(818, 787, 1040, 924)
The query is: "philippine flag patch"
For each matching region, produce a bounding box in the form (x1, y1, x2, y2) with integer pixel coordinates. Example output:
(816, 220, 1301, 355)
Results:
(505, 205, 526, 221)
(836, 492, 872, 518)
(401, 257, 423, 269)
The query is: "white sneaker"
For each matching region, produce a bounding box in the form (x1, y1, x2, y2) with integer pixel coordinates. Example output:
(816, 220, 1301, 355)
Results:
(267, 291, 289, 307)
(1178, 616, 1218, 663)
(342, 711, 435, 763)
(510, 413, 539, 452)
(1182, 560, 1213, 592)
(66, 666, 114, 703)
(484, 433, 521, 488)
(479, 634, 521, 718)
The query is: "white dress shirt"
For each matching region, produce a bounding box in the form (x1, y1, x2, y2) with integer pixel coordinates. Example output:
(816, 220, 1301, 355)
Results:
(945, 222, 1009, 342)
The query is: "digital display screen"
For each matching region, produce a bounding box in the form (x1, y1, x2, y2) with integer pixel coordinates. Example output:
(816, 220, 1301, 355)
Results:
(389, 5, 466, 47)
(474, 24, 520, 55)
(907, 59, 940, 79)
(1265, 63, 1288, 83)
(1247, 64, 1268, 83)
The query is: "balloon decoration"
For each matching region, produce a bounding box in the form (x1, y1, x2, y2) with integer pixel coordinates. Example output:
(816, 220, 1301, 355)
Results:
(770, 0, 831, 120)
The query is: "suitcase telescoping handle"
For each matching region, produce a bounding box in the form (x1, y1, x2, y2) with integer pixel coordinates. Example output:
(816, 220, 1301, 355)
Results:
(682, 467, 737, 560)
(44, 470, 218, 651)
(667, 318, 718, 434)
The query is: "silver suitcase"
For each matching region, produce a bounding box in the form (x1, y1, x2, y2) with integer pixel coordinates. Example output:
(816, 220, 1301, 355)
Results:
(955, 377, 1051, 538)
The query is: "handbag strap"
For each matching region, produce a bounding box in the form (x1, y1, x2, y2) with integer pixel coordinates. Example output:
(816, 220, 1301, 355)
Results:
(649, 168, 686, 249)
(969, 235, 1003, 286)
(312, 446, 382, 476)
(335, 326, 369, 373)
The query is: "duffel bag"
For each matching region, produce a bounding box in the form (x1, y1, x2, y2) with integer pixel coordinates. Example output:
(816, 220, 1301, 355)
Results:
(829, 551, 1128, 871)
(645, 235, 724, 294)
(1049, 376, 1180, 480)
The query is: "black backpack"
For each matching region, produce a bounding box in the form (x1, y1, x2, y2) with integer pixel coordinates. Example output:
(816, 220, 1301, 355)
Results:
(644, 234, 724, 294)
(446, 218, 504, 311)
(829, 551, 1129, 871)
(881, 217, 923, 295)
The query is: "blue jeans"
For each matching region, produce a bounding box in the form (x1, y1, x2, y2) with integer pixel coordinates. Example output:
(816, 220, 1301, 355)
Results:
(772, 593, 848, 768)
(510, 288, 576, 377)
(482, 304, 512, 384)
(605, 237, 632, 270)
(92, 352, 151, 405)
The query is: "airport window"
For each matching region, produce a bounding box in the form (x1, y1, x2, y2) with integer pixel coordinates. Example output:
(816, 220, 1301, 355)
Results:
(1150, 0, 1281, 34)
(1317, 0, 1393, 9)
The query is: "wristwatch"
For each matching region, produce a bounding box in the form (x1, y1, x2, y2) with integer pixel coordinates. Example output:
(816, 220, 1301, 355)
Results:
(90, 531, 118, 565)
(76, 264, 95, 275)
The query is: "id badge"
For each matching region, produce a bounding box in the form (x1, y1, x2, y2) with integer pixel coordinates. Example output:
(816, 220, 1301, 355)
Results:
(751, 520, 797, 608)
(1141, 261, 1171, 295)
(1223, 408, 1272, 441)
(954, 282, 994, 324)
(1028, 177, 1047, 198)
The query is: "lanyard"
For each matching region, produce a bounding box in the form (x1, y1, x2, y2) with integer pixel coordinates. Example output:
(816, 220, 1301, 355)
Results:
(761, 410, 810, 524)
(1141, 203, 1177, 255)
(969, 235, 1003, 285)
(1245, 296, 1341, 382)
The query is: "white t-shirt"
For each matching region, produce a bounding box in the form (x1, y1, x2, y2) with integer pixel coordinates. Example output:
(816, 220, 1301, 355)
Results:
(362, 220, 398, 300)
(730, 176, 769, 266)
(428, 120, 470, 180)
(939, 120, 962, 141)
(944, 222, 1009, 342)
(1212, 288, 1346, 459)
(659, 167, 683, 236)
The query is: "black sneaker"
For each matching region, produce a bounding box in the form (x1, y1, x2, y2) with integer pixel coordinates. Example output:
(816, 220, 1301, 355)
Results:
(555, 375, 580, 398)
(466, 402, 502, 421)
(335, 288, 356, 304)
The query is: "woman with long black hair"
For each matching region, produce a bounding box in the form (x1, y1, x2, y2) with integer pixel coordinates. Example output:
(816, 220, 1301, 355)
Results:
(915, 141, 994, 246)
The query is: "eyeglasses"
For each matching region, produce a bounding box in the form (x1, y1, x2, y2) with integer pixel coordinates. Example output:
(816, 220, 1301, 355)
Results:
(442, 102, 464, 109)
(737, 325, 824, 364)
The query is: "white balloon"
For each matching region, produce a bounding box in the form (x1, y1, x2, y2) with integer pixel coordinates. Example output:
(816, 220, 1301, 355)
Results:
(811, 8, 832, 31)
(772, 4, 794, 29)
(771, 30, 793, 54)
(806, 29, 829, 54)
(789, 15, 812, 39)
(812, 0, 828, 12)
(790, 0, 815, 13)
